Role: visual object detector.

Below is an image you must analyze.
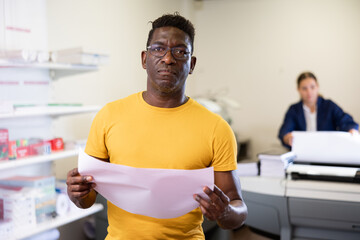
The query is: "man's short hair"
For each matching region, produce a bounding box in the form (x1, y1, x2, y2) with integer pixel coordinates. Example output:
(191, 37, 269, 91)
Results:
(146, 12, 195, 54)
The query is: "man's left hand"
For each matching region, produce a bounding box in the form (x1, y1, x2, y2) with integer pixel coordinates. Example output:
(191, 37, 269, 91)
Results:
(193, 185, 231, 221)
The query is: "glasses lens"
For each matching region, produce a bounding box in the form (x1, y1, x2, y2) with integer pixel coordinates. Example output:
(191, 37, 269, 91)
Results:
(148, 46, 166, 57)
(148, 45, 190, 60)
(172, 48, 190, 60)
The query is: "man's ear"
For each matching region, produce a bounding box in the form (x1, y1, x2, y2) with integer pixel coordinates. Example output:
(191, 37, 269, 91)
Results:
(141, 51, 147, 69)
(189, 56, 197, 74)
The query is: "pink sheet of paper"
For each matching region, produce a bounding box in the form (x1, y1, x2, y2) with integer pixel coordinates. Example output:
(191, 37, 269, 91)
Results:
(78, 150, 214, 219)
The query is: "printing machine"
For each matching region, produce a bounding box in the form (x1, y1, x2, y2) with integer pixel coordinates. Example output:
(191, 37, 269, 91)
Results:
(241, 133, 360, 240)
(285, 162, 360, 239)
(287, 163, 360, 183)
(240, 173, 360, 240)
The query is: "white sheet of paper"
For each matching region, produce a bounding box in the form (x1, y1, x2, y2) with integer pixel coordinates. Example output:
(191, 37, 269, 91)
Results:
(78, 150, 214, 219)
(292, 131, 360, 165)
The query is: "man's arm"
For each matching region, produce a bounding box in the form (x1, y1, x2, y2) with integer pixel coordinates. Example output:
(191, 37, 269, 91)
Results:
(194, 170, 248, 229)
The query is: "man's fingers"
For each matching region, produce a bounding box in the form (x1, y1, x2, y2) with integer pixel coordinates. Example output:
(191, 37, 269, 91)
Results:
(193, 193, 219, 220)
(67, 176, 87, 185)
(200, 205, 216, 221)
(83, 175, 93, 182)
(194, 185, 232, 221)
(199, 203, 216, 221)
(71, 189, 91, 198)
(204, 186, 226, 209)
(67, 168, 93, 182)
(194, 194, 212, 209)
(68, 182, 93, 192)
(213, 185, 230, 204)
(67, 175, 93, 186)
(68, 168, 79, 177)
(66, 168, 96, 204)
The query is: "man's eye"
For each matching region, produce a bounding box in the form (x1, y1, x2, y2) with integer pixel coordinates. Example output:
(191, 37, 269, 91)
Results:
(153, 47, 165, 52)
(174, 49, 187, 55)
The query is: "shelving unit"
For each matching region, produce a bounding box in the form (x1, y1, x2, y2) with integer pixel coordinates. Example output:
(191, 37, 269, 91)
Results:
(0, 105, 102, 119)
(0, 149, 78, 170)
(16, 204, 104, 240)
(0, 2, 107, 239)
(0, 59, 98, 79)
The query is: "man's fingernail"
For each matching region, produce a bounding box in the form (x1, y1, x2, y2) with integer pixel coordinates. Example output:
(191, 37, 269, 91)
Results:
(194, 195, 200, 201)
(204, 187, 211, 194)
(86, 176, 92, 181)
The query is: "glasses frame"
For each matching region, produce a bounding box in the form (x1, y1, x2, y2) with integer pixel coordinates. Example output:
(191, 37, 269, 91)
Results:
(146, 45, 191, 60)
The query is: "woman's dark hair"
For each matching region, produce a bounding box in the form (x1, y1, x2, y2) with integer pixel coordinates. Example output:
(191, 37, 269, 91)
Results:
(146, 12, 195, 54)
(297, 72, 318, 88)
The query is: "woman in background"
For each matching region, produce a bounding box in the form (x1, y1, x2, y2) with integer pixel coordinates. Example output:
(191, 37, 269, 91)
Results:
(278, 71, 359, 148)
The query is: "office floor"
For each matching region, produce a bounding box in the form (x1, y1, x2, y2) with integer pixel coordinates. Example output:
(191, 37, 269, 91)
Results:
(231, 226, 273, 240)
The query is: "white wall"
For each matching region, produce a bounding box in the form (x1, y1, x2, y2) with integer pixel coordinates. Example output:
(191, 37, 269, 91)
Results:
(48, 0, 360, 166)
(190, 0, 360, 157)
(47, 0, 190, 178)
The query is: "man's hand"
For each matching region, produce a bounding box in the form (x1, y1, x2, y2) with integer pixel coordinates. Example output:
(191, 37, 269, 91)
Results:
(66, 168, 97, 209)
(194, 171, 247, 229)
(193, 185, 231, 221)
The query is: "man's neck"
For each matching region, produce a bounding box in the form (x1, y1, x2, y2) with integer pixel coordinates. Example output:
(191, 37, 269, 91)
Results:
(142, 91, 188, 108)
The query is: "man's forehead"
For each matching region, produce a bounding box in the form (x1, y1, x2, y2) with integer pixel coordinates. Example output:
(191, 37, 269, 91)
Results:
(150, 26, 191, 46)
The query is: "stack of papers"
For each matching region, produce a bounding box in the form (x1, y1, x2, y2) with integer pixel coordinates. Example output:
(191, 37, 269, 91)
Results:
(258, 149, 296, 177)
(236, 161, 259, 176)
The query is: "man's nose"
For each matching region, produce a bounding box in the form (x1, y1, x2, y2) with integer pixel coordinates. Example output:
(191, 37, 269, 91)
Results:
(161, 49, 176, 64)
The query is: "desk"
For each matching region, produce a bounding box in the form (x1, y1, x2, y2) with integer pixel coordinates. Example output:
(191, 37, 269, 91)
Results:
(240, 176, 360, 240)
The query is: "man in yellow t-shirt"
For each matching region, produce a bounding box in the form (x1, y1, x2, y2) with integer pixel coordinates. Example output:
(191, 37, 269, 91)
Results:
(66, 13, 247, 239)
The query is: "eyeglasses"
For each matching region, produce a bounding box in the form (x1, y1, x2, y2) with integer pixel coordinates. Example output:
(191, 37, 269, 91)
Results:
(147, 45, 191, 60)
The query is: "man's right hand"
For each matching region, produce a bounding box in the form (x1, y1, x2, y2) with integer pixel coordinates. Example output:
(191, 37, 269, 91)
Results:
(66, 168, 97, 209)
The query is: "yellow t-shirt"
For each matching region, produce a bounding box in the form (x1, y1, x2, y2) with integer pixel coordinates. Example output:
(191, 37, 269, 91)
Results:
(85, 92, 237, 240)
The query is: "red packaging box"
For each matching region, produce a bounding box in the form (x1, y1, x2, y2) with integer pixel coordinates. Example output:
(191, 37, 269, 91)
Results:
(0, 129, 8, 144)
(50, 138, 64, 151)
(16, 146, 29, 159)
(29, 141, 52, 156)
(0, 144, 8, 161)
(8, 140, 17, 160)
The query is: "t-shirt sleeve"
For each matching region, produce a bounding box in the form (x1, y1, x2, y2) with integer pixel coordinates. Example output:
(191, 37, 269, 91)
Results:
(211, 118, 237, 172)
(85, 106, 109, 159)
